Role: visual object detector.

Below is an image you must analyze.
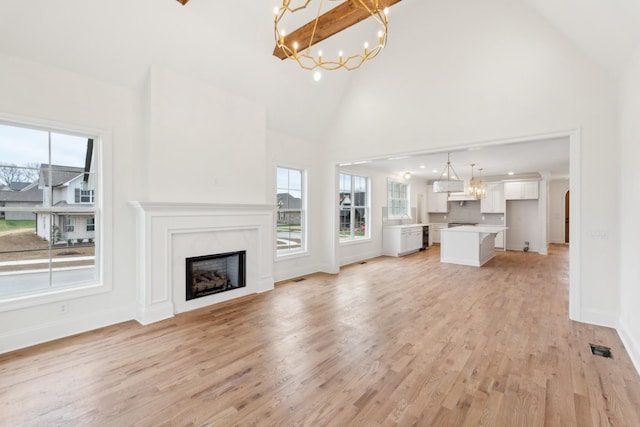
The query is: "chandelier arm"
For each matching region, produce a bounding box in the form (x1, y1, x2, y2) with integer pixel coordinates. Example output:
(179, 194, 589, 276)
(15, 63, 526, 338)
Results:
(307, 0, 326, 52)
(273, 0, 399, 61)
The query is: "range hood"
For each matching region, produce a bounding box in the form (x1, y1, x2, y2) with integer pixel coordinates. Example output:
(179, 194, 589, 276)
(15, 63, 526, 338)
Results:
(447, 191, 479, 201)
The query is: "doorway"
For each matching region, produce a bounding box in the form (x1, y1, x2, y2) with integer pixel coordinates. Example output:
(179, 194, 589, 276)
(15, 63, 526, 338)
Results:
(564, 190, 570, 243)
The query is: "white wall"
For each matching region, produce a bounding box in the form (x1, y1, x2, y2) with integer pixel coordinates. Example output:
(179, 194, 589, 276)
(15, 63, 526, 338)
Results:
(323, 0, 620, 326)
(266, 129, 325, 281)
(146, 67, 267, 204)
(549, 180, 570, 244)
(0, 53, 138, 352)
(618, 46, 640, 373)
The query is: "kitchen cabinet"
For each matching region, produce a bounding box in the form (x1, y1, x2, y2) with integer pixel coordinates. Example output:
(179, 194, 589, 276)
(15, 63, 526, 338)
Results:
(427, 185, 448, 213)
(429, 223, 447, 245)
(504, 181, 538, 200)
(382, 225, 423, 257)
(481, 183, 505, 213)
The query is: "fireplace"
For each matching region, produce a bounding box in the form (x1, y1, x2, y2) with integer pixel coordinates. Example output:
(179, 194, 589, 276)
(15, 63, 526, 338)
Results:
(186, 251, 246, 300)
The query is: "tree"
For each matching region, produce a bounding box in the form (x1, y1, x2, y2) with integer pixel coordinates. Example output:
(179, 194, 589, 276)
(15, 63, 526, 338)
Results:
(0, 163, 22, 186)
(0, 162, 41, 187)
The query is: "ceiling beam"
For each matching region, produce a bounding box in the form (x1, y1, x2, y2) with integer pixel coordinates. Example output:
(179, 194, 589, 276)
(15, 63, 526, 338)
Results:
(273, 0, 401, 60)
(176, 0, 189, 5)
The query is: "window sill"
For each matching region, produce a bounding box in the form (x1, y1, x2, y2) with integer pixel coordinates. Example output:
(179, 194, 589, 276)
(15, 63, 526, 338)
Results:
(0, 280, 109, 313)
(276, 250, 309, 262)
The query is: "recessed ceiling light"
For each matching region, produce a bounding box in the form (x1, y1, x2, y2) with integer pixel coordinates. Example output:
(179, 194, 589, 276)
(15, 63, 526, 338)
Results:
(508, 171, 515, 175)
(432, 169, 438, 173)
(419, 165, 426, 169)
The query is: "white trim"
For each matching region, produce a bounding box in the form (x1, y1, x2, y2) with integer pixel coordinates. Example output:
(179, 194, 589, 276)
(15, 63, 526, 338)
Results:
(334, 128, 582, 320)
(0, 113, 113, 313)
(618, 320, 640, 376)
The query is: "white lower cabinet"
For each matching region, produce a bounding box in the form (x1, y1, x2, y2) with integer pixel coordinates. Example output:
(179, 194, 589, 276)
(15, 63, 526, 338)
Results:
(383, 226, 423, 257)
(429, 223, 447, 245)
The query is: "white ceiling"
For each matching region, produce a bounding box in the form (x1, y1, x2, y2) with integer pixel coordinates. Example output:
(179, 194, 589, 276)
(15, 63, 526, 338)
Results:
(345, 136, 570, 181)
(0, 0, 637, 170)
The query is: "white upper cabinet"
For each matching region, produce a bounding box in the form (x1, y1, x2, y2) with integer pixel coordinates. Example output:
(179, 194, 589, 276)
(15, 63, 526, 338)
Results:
(427, 185, 449, 213)
(481, 183, 505, 213)
(504, 181, 539, 200)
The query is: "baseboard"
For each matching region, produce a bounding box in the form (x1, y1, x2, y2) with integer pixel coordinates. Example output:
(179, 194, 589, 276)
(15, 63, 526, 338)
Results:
(339, 249, 383, 267)
(0, 306, 132, 355)
(273, 264, 324, 283)
(618, 319, 640, 376)
(579, 308, 619, 329)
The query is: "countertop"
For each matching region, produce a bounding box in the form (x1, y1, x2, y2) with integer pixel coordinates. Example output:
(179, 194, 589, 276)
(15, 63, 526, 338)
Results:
(441, 225, 508, 233)
(383, 224, 428, 229)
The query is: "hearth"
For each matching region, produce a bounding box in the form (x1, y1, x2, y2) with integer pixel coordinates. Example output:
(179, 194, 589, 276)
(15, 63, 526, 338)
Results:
(186, 251, 246, 300)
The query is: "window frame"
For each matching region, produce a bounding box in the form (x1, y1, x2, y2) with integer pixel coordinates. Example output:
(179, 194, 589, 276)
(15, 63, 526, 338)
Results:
(387, 178, 410, 219)
(275, 165, 307, 258)
(339, 172, 370, 242)
(0, 115, 112, 312)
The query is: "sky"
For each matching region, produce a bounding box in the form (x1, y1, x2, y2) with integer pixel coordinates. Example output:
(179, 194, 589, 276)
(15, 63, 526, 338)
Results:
(0, 123, 89, 169)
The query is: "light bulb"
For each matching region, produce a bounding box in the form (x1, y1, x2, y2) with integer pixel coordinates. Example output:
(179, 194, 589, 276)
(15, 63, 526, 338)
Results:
(274, 6, 279, 15)
(384, 7, 389, 15)
(293, 41, 298, 51)
(378, 30, 383, 38)
(313, 71, 322, 82)
(364, 41, 369, 49)
(280, 29, 286, 37)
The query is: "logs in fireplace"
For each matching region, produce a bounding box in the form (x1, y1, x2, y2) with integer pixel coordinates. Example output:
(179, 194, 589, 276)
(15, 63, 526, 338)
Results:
(186, 250, 246, 300)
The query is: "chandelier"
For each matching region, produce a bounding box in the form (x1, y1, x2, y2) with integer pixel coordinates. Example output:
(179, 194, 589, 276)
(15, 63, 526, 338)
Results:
(273, 0, 396, 71)
(433, 153, 465, 193)
(467, 164, 486, 199)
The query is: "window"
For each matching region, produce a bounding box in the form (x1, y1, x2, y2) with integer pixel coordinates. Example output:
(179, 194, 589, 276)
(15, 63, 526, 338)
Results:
(339, 173, 369, 241)
(276, 166, 305, 256)
(0, 121, 99, 299)
(64, 217, 75, 233)
(388, 179, 409, 218)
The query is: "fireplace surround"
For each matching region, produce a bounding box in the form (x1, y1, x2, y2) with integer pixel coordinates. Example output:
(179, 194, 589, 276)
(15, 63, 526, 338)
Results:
(130, 202, 275, 325)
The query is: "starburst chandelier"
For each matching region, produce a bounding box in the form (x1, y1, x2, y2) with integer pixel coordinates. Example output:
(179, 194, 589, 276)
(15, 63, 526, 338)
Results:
(273, 0, 396, 71)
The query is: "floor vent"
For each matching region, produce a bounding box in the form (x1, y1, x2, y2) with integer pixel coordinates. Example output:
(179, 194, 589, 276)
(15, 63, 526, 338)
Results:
(359, 261, 367, 264)
(590, 344, 613, 358)
(292, 277, 306, 283)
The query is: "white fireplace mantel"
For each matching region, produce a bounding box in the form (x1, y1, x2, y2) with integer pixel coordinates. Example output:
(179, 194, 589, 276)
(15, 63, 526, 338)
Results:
(130, 202, 275, 325)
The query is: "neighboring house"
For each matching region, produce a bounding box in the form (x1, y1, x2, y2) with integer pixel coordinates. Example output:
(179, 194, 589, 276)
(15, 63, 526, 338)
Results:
(36, 164, 95, 243)
(276, 193, 302, 226)
(0, 184, 43, 220)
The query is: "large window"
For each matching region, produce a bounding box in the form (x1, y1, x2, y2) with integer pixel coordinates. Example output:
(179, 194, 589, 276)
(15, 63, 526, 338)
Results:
(388, 179, 409, 218)
(276, 166, 305, 256)
(339, 173, 369, 241)
(0, 122, 98, 299)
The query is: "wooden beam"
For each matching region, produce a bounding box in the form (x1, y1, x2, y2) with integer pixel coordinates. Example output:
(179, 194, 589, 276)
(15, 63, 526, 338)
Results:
(176, 0, 189, 5)
(273, 0, 401, 60)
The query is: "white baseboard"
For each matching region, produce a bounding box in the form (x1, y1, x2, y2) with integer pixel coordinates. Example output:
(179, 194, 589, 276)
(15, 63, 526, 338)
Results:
(618, 319, 640, 376)
(339, 249, 383, 267)
(0, 306, 132, 355)
(579, 308, 619, 329)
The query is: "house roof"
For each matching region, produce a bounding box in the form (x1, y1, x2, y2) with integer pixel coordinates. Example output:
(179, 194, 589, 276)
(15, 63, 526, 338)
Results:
(8, 182, 31, 191)
(0, 187, 43, 203)
(39, 164, 84, 187)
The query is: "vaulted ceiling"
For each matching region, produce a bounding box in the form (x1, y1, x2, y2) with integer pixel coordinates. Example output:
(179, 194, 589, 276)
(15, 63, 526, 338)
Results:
(0, 0, 638, 146)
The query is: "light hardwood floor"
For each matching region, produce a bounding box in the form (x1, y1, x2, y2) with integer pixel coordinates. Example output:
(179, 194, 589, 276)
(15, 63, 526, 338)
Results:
(1, 245, 640, 426)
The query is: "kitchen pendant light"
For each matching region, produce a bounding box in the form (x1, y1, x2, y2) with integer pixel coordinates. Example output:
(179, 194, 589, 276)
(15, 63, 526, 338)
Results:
(433, 153, 464, 193)
(467, 164, 486, 199)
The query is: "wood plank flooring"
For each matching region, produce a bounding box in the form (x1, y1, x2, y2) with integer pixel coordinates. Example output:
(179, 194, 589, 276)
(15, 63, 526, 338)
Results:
(1, 245, 640, 426)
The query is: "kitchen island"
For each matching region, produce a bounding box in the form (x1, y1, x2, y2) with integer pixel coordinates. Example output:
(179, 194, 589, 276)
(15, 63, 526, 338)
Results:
(440, 225, 508, 267)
